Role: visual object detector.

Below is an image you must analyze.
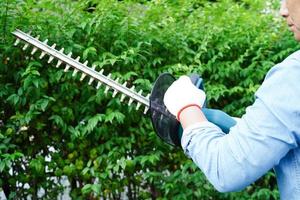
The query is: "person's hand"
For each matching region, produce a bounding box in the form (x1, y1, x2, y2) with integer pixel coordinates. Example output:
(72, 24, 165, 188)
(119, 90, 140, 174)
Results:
(163, 76, 206, 121)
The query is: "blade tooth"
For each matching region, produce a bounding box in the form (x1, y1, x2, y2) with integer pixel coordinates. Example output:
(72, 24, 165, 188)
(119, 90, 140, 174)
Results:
(43, 39, 48, 44)
(88, 64, 96, 85)
(59, 48, 64, 53)
(99, 69, 104, 74)
(146, 94, 150, 99)
(136, 90, 144, 110)
(130, 86, 135, 92)
(128, 98, 134, 106)
(107, 73, 111, 79)
(51, 43, 56, 49)
(113, 90, 118, 97)
(96, 81, 102, 89)
(136, 102, 141, 110)
(143, 106, 149, 114)
(48, 56, 54, 63)
(56, 60, 62, 68)
(64, 64, 71, 72)
(14, 38, 20, 46)
(75, 56, 80, 62)
(122, 81, 127, 87)
(88, 77, 94, 85)
(35, 35, 40, 40)
(39, 51, 47, 59)
(104, 86, 110, 94)
(80, 73, 87, 81)
(83, 61, 88, 66)
(67, 52, 72, 57)
(120, 94, 126, 102)
(112, 77, 120, 97)
(144, 94, 150, 114)
(22, 43, 29, 50)
(31, 47, 38, 55)
(104, 73, 112, 91)
(127, 86, 136, 106)
(72, 69, 78, 76)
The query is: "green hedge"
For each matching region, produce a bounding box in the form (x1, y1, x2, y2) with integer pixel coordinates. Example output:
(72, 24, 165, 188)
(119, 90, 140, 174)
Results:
(0, 0, 299, 199)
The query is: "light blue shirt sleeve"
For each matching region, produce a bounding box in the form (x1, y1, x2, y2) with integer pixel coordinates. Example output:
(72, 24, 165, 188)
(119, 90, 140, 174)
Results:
(181, 51, 300, 192)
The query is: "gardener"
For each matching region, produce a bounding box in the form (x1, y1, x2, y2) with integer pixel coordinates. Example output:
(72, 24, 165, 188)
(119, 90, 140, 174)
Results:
(163, 0, 300, 199)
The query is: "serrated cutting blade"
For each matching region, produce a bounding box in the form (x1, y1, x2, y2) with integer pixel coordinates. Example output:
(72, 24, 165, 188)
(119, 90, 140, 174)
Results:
(12, 29, 150, 113)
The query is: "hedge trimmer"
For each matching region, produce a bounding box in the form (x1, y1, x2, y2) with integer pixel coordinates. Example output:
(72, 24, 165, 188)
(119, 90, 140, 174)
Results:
(13, 29, 237, 147)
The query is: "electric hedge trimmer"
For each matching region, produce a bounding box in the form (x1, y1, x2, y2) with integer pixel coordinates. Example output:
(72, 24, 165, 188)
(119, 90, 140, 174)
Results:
(12, 29, 237, 147)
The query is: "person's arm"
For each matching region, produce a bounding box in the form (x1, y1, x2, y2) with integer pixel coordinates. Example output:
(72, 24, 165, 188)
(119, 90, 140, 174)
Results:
(181, 97, 297, 192)
(180, 106, 207, 129)
(164, 58, 300, 192)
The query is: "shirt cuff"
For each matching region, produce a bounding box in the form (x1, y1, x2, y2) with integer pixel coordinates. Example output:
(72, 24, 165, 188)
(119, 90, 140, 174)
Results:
(181, 121, 222, 156)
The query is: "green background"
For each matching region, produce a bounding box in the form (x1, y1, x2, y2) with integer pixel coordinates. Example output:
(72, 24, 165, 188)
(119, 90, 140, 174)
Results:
(1, 0, 299, 199)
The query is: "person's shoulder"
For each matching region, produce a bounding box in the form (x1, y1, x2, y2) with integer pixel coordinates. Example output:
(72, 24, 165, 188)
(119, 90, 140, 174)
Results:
(284, 49, 300, 62)
(265, 50, 300, 80)
(256, 50, 300, 99)
(255, 50, 300, 137)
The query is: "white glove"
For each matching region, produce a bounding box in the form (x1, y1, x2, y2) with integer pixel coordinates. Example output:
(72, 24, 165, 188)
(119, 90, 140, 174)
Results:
(163, 76, 206, 120)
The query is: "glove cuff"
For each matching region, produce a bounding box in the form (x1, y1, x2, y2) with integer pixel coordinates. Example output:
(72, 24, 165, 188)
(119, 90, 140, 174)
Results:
(177, 104, 201, 122)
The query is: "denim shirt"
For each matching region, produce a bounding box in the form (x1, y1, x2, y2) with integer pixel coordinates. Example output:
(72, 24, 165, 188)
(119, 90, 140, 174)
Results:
(181, 50, 300, 200)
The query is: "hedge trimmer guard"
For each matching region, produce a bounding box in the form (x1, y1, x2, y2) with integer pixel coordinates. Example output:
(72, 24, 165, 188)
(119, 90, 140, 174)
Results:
(149, 73, 206, 146)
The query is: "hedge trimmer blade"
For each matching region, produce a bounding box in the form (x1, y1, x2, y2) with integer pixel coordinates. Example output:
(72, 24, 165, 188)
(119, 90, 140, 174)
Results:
(12, 29, 150, 114)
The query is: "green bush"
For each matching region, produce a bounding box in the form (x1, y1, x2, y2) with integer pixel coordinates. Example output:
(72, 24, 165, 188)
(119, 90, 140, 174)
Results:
(0, 0, 299, 199)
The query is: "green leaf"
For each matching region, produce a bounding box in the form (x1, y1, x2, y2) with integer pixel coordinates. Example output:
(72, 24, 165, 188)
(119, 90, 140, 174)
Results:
(0, 162, 5, 172)
(86, 114, 105, 133)
(83, 47, 97, 60)
(82, 184, 92, 194)
(32, 78, 39, 88)
(6, 94, 19, 106)
(49, 115, 64, 127)
(91, 184, 101, 194)
(105, 111, 125, 124)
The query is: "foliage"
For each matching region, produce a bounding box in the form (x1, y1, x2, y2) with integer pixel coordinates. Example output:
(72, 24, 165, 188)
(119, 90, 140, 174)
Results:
(0, 0, 299, 199)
